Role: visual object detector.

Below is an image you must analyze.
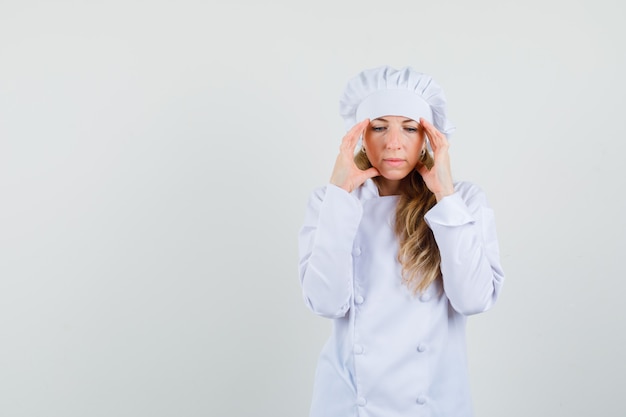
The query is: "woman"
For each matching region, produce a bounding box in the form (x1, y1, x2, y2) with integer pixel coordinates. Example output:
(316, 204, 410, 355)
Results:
(298, 66, 505, 417)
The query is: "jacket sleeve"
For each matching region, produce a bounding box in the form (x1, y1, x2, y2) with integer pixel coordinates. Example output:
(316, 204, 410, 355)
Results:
(298, 184, 363, 318)
(424, 182, 505, 315)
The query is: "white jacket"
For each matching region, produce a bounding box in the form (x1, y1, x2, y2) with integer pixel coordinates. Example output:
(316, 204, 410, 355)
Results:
(298, 179, 505, 417)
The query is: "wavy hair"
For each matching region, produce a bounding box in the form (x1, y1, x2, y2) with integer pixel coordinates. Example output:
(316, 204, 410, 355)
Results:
(354, 149, 441, 294)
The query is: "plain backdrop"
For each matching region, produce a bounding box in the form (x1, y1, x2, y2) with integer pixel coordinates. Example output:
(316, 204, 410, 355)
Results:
(1, 0, 625, 416)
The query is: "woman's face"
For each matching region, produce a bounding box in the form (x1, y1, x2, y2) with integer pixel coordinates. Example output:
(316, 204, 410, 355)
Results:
(363, 116, 425, 184)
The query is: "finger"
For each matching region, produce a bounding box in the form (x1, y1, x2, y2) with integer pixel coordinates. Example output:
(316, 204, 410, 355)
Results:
(419, 118, 447, 152)
(415, 160, 429, 177)
(341, 119, 369, 151)
(352, 167, 380, 188)
(419, 118, 445, 141)
(419, 118, 439, 135)
(350, 119, 370, 151)
(362, 166, 380, 180)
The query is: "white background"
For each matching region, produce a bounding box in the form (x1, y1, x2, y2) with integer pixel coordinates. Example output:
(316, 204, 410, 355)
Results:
(1, 0, 624, 416)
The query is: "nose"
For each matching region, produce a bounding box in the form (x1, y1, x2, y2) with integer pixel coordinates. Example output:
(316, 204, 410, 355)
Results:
(385, 127, 401, 149)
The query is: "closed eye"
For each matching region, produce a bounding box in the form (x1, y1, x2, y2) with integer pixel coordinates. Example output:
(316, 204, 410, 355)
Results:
(404, 127, 418, 133)
(371, 126, 387, 132)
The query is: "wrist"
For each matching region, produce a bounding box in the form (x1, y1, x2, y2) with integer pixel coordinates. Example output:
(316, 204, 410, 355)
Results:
(434, 188, 455, 202)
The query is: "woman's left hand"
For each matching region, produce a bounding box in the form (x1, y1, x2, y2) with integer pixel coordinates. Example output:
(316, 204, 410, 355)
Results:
(416, 118, 455, 202)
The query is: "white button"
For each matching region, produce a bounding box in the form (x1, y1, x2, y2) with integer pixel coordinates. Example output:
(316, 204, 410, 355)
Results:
(355, 295, 364, 305)
(417, 344, 427, 353)
(419, 293, 431, 302)
(354, 344, 364, 354)
(356, 397, 367, 406)
(416, 396, 427, 405)
(353, 247, 362, 256)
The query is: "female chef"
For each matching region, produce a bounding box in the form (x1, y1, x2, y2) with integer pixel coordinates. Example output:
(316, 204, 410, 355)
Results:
(297, 66, 505, 417)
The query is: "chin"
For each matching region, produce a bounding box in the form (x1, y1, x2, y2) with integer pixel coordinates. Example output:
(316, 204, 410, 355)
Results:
(379, 170, 412, 181)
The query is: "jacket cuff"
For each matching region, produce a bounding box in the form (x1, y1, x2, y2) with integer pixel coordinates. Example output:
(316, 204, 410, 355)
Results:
(424, 192, 475, 227)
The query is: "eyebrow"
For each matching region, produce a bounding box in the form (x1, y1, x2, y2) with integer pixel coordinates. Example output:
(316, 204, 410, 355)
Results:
(373, 117, 417, 123)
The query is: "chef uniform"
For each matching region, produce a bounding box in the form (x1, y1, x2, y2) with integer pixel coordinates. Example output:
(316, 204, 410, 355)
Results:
(298, 66, 505, 417)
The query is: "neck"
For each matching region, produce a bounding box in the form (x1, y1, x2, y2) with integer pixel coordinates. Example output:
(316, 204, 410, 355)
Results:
(376, 177, 402, 196)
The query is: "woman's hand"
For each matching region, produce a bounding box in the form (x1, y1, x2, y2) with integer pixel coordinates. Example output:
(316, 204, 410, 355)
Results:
(416, 118, 455, 202)
(330, 119, 380, 193)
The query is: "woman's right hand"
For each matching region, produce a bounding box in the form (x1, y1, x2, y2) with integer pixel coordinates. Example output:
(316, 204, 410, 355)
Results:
(329, 119, 380, 193)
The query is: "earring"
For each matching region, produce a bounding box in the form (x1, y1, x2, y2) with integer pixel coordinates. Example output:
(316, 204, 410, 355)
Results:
(420, 148, 426, 157)
(361, 147, 367, 154)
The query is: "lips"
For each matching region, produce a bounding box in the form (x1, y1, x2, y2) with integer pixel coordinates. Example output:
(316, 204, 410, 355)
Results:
(383, 158, 405, 166)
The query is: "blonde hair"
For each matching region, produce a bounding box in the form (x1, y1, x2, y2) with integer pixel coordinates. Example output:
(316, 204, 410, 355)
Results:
(354, 149, 441, 294)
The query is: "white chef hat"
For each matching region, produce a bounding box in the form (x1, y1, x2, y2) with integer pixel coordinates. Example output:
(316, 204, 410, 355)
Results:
(339, 66, 455, 135)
